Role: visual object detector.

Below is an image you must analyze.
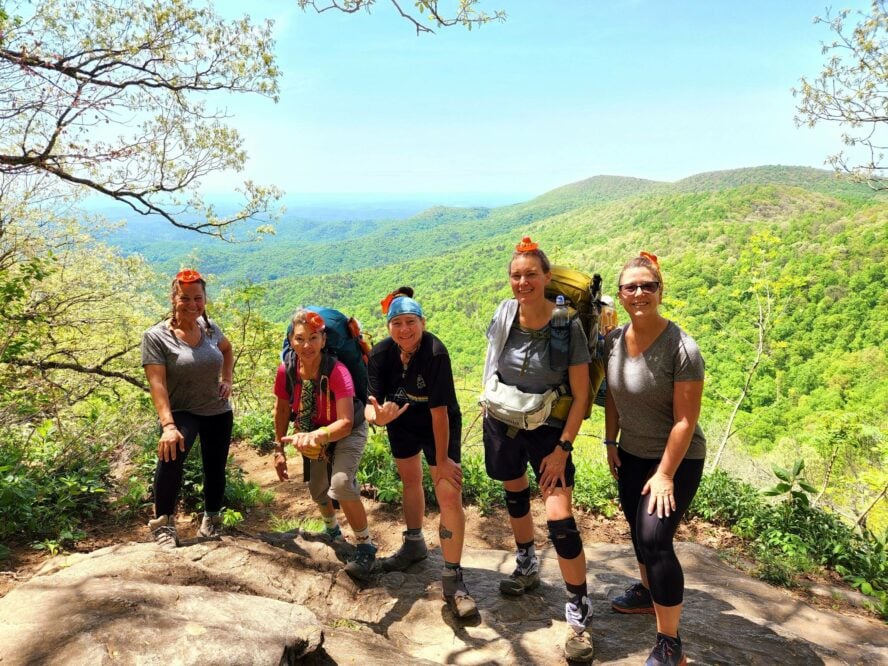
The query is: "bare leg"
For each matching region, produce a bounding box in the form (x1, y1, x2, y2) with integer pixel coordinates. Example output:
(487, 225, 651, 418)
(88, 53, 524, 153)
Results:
(430, 465, 465, 564)
(395, 454, 425, 529)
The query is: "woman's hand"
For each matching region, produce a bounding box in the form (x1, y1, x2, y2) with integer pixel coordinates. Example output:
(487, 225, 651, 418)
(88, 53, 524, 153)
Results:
(435, 457, 463, 491)
(642, 471, 676, 518)
(283, 431, 326, 460)
(366, 396, 408, 427)
(272, 450, 289, 481)
(158, 426, 185, 462)
(606, 445, 621, 480)
(538, 448, 568, 498)
(218, 379, 232, 399)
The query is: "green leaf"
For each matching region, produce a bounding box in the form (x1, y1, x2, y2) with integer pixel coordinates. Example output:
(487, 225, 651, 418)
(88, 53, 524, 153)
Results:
(791, 459, 805, 477)
(772, 466, 791, 482)
(798, 481, 818, 494)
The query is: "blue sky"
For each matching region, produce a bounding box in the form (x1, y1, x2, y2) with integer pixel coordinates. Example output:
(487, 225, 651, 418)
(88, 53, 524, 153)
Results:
(208, 0, 868, 202)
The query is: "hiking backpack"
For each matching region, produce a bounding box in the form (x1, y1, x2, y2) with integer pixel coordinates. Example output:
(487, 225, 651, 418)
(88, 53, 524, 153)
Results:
(544, 266, 607, 414)
(280, 305, 371, 412)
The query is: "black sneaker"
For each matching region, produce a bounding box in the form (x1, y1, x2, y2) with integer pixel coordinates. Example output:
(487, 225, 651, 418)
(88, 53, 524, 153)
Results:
(646, 633, 687, 666)
(611, 582, 655, 614)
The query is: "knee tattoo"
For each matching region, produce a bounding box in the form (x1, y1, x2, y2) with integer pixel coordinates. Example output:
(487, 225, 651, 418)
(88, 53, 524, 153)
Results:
(505, 487, 531, 519)
(547, 517, 582, 560)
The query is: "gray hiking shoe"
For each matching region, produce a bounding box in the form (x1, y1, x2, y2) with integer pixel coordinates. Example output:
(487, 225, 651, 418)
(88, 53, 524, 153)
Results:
(198, 513, 222, 539)
(564, 596, 594, 662)
(148, 515, 179, 550)
(344, 543, 377, 581)
(380, 531, 428, 572)
(499, 555, 540, 596)
(442, 567, 478, 618)
(611, 582, 654, 614)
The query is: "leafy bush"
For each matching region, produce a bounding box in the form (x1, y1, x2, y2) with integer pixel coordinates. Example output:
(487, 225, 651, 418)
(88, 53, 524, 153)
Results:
(689, 469, 765, 530)
(572, 457, 619, 517)
(460, 449, 503, 514)
(356, 429, 403, 502)
(232, 411, 275, 451)
(0, 427, 110, 543)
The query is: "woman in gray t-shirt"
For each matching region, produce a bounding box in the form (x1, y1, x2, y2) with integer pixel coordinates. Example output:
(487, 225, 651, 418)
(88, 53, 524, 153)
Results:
(604, 253, 705, 666)
(481, 237, 594, 663)
(141, 269, 234, 549)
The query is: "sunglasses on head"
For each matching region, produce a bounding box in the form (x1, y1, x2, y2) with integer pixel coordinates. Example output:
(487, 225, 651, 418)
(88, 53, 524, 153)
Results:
(618, 281, 660, 296)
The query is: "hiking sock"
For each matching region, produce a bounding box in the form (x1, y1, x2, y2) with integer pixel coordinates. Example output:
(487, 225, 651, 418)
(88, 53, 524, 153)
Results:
(405, 527, 424, 541)
(566, 580, 588, 602)
(516, 539, 536, 570)
(352, 525, 373, 547)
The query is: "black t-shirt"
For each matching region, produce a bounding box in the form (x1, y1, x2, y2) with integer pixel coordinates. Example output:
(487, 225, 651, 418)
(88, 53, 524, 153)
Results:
(367, 331, 461, 446)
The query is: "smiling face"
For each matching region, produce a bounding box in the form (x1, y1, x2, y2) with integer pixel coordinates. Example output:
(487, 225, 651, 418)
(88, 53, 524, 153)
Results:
(387, 314, 425, 353)
(617, 266, 662, 317)
(509, 253, 551, 306)
(171, 281, 206, 325)
(289, 323, 326, 365)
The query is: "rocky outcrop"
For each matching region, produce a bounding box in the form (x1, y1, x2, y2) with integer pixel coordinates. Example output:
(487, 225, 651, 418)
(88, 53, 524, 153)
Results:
(0, 532, 884, 665)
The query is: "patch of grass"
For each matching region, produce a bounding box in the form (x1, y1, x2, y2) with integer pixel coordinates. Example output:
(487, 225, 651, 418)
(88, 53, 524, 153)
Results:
(269, 515, 325, 533)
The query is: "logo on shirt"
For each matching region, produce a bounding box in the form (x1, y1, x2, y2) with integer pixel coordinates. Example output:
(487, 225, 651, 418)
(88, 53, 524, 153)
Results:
(416, 374, 426, 389)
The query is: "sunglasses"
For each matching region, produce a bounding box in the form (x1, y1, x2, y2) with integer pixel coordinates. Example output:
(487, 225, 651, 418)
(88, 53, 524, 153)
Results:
(618, 281, 660, 296)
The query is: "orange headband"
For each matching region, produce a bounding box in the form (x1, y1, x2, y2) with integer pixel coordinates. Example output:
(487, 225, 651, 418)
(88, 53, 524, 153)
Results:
(175, 269, 203, 283)
(380, 290, 401, 315)
(305, 311, 326, 333)
(639, 252, 659, 270)
(515, 236, 539, 252)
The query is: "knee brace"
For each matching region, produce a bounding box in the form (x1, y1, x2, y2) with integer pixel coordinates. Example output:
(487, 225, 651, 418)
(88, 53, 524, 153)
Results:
(547, 517, 582, 560)
(505, 487, 531, 519)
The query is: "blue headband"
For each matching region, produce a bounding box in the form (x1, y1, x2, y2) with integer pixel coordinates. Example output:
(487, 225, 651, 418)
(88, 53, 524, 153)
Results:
(386, 296, 424, 322)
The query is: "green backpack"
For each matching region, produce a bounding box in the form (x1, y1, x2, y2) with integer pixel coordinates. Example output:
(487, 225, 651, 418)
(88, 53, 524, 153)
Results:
(544, 266, 606, 418)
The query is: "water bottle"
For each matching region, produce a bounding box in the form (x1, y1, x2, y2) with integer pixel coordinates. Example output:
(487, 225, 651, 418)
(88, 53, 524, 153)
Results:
(550, 295, 570, 371)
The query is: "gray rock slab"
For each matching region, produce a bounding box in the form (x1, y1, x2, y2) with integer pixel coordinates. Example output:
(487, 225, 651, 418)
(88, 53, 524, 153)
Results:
(0, 533, 884, 665)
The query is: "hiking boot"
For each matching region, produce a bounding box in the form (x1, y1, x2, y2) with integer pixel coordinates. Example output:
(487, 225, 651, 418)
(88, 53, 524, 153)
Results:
(344, 542, 377, 581)
(645, 633, 687, 666)
(499, 555, 540, 596)
(198, 513, 222, 539)
(564, 595, 594, 662)
(148, 515, 179, 550)
(324, 524, 345, 542)
(611, 582, 655, 614)
(442, 567, 478, 618)
(380, 531, 428, 572)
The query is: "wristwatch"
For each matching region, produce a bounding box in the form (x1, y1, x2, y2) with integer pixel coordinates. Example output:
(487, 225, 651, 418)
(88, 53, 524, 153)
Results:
(557, 440, 573, 452)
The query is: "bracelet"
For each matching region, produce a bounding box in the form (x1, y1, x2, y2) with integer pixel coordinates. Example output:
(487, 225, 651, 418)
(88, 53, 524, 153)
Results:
(162, 422, 177, 430)
(318, 426, 332, 443)
(603, 439, 618, 447)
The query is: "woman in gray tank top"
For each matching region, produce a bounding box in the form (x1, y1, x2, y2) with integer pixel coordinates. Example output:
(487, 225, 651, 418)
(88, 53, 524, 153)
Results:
(141, 269, 234, 549)
(604, 253, 706, 666)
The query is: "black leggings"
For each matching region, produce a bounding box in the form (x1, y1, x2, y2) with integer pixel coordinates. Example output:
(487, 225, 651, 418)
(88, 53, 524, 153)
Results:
(154, 410, 233, 516)
(617, 448, 704, 607)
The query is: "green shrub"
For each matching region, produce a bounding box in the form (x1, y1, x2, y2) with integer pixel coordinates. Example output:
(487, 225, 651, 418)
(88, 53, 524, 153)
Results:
(572, 457, 619, 517)
(356, 429, 403, 502)
(233, 411, 275, 451)
(460, 449, 503, 514)
(689, 469, 764, 530)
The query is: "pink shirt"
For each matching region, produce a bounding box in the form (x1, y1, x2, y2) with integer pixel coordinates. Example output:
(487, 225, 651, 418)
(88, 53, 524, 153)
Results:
(273, 359, 355, 427)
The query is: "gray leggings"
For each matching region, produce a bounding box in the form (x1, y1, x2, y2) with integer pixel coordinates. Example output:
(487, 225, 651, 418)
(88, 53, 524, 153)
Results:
(307, 421, 368, 504)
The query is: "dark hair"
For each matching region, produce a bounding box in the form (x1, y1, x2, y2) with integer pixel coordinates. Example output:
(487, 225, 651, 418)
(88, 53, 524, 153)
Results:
(392, 286, 414, 299)
(618, 256, 663, 290)
(169, 276, 213, 338)
(509, 248, 551, 274)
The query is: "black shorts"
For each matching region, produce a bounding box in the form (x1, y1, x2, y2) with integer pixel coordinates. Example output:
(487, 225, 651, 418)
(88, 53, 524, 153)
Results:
(387, 413, 462, 466)
(483, 415, 575, 487)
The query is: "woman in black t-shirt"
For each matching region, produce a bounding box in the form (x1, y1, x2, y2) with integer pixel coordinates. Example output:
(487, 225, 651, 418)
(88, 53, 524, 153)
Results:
(365, 287, 477, 618)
